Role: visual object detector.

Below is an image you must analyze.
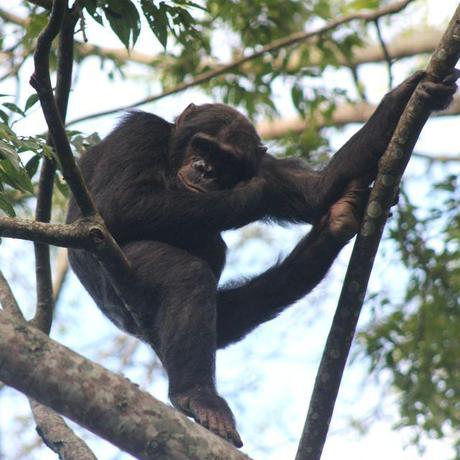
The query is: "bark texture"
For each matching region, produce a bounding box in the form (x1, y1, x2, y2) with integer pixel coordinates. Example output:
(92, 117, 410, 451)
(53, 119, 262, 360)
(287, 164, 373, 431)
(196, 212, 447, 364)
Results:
(0, 312, 251, 460)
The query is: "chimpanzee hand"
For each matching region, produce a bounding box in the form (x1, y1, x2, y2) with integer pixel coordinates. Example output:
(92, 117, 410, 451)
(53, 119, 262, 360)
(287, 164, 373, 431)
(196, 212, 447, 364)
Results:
(323, 179, 370, 242)
(418, 69, 460, 111)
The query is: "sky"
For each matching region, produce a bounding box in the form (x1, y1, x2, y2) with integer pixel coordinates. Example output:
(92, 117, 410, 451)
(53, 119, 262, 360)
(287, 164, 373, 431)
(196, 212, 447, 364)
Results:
(1, 1, 460, 459)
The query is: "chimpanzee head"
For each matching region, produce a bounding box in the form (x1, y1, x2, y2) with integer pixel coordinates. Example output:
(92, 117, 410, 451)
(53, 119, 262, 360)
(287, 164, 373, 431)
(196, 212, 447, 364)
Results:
(172, 103, 267, 192)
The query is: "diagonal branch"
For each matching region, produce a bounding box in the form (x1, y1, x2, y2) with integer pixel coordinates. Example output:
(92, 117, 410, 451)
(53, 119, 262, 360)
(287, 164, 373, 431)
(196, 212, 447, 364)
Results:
(66, 0, 416, 127)
(0, 271, 97, 460)
(296, 6, 460, 460)
(0, 311, 252, 460)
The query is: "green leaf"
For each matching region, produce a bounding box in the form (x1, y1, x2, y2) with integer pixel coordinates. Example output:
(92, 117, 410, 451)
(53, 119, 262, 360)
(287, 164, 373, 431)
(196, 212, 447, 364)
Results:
(24, 93, 40, 112)
(25, 155, 41, 179)
(104, 0, 141, 50)
(84, 0, 104, 25)
(55, 173, 69, 198)
(348, 0, 379, 10)
(0, 194, 15, 217)
(0, 160, 34, 194)
(141, 0, 169, 48)
(2, 103, 25, 117)
(0, 141, 21, 170)
(0, 110, 8, 124)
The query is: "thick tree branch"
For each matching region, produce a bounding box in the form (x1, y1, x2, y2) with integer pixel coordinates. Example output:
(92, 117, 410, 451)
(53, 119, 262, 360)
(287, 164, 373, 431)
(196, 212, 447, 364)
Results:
(66, 0, 415, 127)
(0, 311, 252, 460)
(296, 6, 460, 460)
(0, 268, 97, 459)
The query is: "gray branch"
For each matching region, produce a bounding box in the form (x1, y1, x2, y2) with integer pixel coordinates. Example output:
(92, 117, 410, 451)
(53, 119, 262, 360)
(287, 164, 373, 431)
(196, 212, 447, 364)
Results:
(0, 311, 252, 460)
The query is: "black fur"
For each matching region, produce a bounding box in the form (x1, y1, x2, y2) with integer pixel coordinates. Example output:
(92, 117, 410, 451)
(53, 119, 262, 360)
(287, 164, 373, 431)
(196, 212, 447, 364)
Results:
(66, 71, 457, 445)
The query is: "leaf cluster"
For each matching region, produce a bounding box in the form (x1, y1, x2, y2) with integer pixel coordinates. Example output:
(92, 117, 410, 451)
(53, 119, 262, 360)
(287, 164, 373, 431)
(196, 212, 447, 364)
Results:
(358, 178, 460, 458)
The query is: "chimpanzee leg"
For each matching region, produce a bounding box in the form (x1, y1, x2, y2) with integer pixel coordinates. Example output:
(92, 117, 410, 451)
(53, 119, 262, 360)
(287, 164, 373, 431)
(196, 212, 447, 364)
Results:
(120, 240, 242, 447)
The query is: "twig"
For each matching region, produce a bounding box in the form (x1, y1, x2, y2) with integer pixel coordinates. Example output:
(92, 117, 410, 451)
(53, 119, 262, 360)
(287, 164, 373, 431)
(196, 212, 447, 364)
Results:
(374, 18, 394, 90)
(296, 6, 460, 460)
(66, 0, 416, 127)
(412, 151, 460, 162)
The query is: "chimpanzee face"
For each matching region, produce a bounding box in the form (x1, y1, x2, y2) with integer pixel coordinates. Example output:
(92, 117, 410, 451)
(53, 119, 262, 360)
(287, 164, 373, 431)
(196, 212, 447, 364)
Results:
(175, 103, 267, 193)
(177, 133, 257, 192)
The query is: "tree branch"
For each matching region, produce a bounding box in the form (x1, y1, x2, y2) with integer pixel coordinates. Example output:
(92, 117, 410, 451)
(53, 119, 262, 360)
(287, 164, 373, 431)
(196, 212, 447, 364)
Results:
(29, 0, 161, 345)
(0, 271, 24, 319)
(33, 3, 78, 334)
(0, 7, 439, 70)
(30, 400, 97, 460)
(66, 0, 416, 127)
(257, 94, 460, 138)
(0, 311, 252, 460)
(295, 6, 460, 460)
(0, 217, 103, 249)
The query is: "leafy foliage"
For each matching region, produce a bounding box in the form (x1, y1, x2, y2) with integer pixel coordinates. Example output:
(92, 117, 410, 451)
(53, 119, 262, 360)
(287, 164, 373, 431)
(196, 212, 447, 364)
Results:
(359, 178, 460, 457)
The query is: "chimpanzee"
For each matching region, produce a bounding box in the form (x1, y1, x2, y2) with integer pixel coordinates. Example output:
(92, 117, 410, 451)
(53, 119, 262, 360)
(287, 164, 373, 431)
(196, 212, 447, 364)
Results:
(67, 70, 458, 447)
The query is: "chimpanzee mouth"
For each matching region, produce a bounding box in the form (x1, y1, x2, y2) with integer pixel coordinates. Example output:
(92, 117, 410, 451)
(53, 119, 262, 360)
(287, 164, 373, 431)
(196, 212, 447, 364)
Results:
(178, 172, 207, 193)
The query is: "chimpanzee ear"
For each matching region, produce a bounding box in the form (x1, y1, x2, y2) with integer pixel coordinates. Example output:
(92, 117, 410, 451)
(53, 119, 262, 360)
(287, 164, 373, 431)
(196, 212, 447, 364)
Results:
(176, 103, 197, 127)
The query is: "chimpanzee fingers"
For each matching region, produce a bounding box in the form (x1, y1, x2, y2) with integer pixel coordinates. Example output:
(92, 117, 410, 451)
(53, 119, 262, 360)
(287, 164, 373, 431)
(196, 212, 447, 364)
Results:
(442, 68, 460, 84)
(419, 81, 457, 110)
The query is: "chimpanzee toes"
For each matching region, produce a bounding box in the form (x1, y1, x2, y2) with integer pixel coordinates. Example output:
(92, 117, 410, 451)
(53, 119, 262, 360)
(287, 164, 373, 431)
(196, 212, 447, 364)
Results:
(170, 386, 243, 447)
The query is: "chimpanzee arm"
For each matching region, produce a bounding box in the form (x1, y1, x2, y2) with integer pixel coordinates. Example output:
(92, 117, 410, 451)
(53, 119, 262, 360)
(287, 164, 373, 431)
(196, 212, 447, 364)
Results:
(99, 177, 271, 241)
(216, 223, 343, 347)
(258, 72, 427, 223)
(215, 178, 367, 347)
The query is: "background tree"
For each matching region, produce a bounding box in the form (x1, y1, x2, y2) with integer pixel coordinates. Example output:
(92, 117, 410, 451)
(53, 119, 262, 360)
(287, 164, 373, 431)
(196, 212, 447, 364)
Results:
(0, 0, 459, 459)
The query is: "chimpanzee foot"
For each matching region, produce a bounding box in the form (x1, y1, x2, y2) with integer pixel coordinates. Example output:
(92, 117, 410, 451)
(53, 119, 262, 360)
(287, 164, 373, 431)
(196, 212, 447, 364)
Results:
(171, 386, 243, 447)
(327, 179, 370, 242)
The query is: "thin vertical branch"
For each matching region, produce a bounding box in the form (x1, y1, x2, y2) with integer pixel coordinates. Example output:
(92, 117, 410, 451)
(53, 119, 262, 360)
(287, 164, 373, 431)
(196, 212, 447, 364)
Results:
(32, 3, 78, 334)
(374, 18, 394, 90)
(296, 6, 460, 460)
(27, 3, 98, 458)
(30, 0, 163, 359)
